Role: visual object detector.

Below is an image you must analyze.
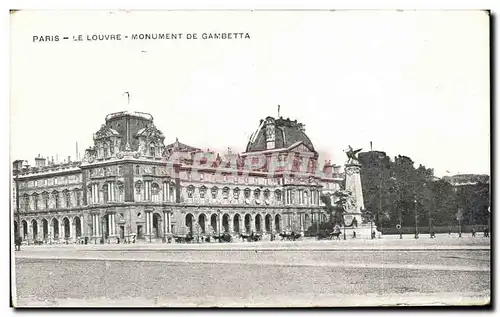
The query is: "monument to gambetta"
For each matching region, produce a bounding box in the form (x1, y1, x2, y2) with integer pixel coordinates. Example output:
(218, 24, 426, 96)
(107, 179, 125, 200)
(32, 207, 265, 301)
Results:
(343, 146, 380, 238)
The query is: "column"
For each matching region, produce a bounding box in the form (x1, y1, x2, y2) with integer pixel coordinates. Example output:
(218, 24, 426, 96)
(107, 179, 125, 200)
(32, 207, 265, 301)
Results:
(108, 214, 113, 235)
(96, 215, 100, 237)
(228, 215, 234, 233)
(167, 182, 170, 202)
(163, 211, 168, 235)
(59, 218, 63, 239)
(162, 183, 167, 201)
(70, 220, 75, 241)
(39, 222, 44, 241)
(300, 213, 304, 233)
(250, 215, 256, 233)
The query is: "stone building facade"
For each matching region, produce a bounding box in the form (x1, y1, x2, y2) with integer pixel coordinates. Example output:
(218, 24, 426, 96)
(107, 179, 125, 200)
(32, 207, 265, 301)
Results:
(12, 111, 344, 243)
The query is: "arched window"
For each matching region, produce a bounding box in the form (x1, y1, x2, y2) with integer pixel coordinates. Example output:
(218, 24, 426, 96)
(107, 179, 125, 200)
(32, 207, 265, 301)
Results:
(263, 189, 270, 199)
(233, 187, 240, 199)
(135, 165, 140, 175)
(151, 183, 160, 202)
(254, 189, 261, 199)
(103, 143, 109, 158)
(42, 192, 49, 209)
(52, 191, 60, 209)
(222, 187, 230, 199)
(244, 188, 251, 199)
(102, 184, 109, 202)
(33, 193, 39, 210)
(211, 187, 218, 199)
(187, 185, 194, 198)
(275, 189, 282, 201)
(22, 194, 30, 211)
(149, 143, 155, 157)
(199, 186, 207, 199)
(135, 181, 142, 201)
(117, 182, 124, 202)
(74, 189, 81, 207)
(64, 190, 71, 207)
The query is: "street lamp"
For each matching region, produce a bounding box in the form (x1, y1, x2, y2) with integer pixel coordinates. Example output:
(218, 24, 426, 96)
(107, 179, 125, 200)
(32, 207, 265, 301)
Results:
(414, 198, 418, 239)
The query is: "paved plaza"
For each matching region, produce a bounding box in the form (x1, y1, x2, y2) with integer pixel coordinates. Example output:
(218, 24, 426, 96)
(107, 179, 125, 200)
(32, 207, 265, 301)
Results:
(13, 235, 490, 307)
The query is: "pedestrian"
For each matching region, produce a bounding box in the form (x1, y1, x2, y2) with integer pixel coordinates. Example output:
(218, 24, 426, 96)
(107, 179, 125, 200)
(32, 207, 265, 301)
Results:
(15, 236, 22, 251)
(430, 231, 436, 239)
(352, 231, 356, 239)
(471, 228, 476, 238)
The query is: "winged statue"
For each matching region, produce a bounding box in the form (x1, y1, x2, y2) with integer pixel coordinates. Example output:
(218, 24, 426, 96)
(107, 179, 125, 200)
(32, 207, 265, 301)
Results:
(345, 145, 362, 164)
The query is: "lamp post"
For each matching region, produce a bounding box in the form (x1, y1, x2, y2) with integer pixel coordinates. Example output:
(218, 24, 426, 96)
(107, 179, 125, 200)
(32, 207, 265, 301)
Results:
(414, 198, 418, 239)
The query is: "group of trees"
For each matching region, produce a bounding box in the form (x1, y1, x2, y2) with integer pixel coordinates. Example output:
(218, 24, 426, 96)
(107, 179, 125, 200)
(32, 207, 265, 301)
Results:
(358, 151, 490, 232)
(310, 151, 489, 235)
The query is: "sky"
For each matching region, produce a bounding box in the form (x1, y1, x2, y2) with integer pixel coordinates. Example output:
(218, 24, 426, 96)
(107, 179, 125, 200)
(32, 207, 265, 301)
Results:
(10, 10, 490, 177)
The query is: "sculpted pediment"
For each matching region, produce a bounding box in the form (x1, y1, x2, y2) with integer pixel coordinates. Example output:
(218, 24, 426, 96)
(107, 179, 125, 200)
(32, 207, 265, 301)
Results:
(94, 124, 120, 140)
(287, 141, 315, 154)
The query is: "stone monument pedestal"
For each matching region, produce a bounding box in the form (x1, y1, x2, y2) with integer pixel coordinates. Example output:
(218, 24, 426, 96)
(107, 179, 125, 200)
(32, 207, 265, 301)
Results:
(343, 160, 382, 239)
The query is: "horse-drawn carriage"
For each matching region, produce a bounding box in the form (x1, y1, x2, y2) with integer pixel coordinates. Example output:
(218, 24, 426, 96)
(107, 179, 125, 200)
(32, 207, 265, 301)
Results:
(279, 231, 302, 241)
(172, 233, 195, 243)
(212, 232, 233, 243)
(239, 232, 262, 242)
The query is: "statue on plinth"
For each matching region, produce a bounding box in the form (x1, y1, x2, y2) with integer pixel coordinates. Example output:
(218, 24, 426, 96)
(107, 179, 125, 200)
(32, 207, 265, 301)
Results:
(345, 145, 362, 165)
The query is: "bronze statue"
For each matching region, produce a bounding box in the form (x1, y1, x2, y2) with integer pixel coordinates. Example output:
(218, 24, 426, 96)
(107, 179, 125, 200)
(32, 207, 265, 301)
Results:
(345, 145, 362, 164)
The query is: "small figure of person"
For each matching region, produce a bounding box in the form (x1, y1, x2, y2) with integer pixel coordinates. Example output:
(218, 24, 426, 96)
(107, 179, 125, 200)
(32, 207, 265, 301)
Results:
(352, 231, 356, 239)
(471, 228, 476, 238)
(430, 231, 436, 239)
(117, 237, 120, 244)
(15, 236, 22, 251)
(484, 227, 489, 238)
(448, 229, 452, 236)
(371, 231, 376, 239)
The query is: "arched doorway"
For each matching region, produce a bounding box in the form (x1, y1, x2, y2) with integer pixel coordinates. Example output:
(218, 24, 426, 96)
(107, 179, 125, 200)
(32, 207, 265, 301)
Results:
(51, 218, 59, 239)
(304, 214, 310, 229)
(152, 213, 161, 238)
(14, 221, 18, 237)
(42, 219, 49, 239)
(275, 214, 281, 233)
(21, 220, 28, 239)
(222, 214, 230, 232)
(185, 213, 194, 233)
(74, 217, 82, 238)
(63, 217, 70, 239)
(211, 214, 218, 233)
(233, 214, 241, 233)
(244, 214, 251, 233)
(255, 214, 262, 233)
(31, 219, 38, 240)
(265, 214, 272, 232)
(198, 214, 207, 234)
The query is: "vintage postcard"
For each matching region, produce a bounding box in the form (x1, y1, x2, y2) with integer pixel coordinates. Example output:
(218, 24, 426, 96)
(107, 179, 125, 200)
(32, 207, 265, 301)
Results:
(10, 10, 490, 307)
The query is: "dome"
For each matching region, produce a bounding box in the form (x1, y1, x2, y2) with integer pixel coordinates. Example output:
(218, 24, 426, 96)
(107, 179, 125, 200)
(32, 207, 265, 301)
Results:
(245, 116, 315, 153)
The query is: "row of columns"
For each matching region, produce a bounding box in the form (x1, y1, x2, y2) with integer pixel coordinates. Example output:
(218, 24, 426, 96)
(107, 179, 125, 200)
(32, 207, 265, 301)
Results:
(91, 213, 100, 236)
(284, 188, 320, 205)
(106, 182, 115, 202)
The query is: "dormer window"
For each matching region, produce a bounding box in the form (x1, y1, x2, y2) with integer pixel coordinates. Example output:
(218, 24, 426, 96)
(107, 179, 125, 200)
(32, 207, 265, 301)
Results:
(150, 143, 155, 157)
(244, 188, 251, 199)
(233, 188, 240, 199)
(110, 140, 114, 155)
(104, 144, 109, 158)
(263, 189, 270, 199)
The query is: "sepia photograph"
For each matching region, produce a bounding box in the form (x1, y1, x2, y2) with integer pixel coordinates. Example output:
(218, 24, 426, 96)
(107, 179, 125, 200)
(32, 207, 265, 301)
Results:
(9, 9, 491, 307)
